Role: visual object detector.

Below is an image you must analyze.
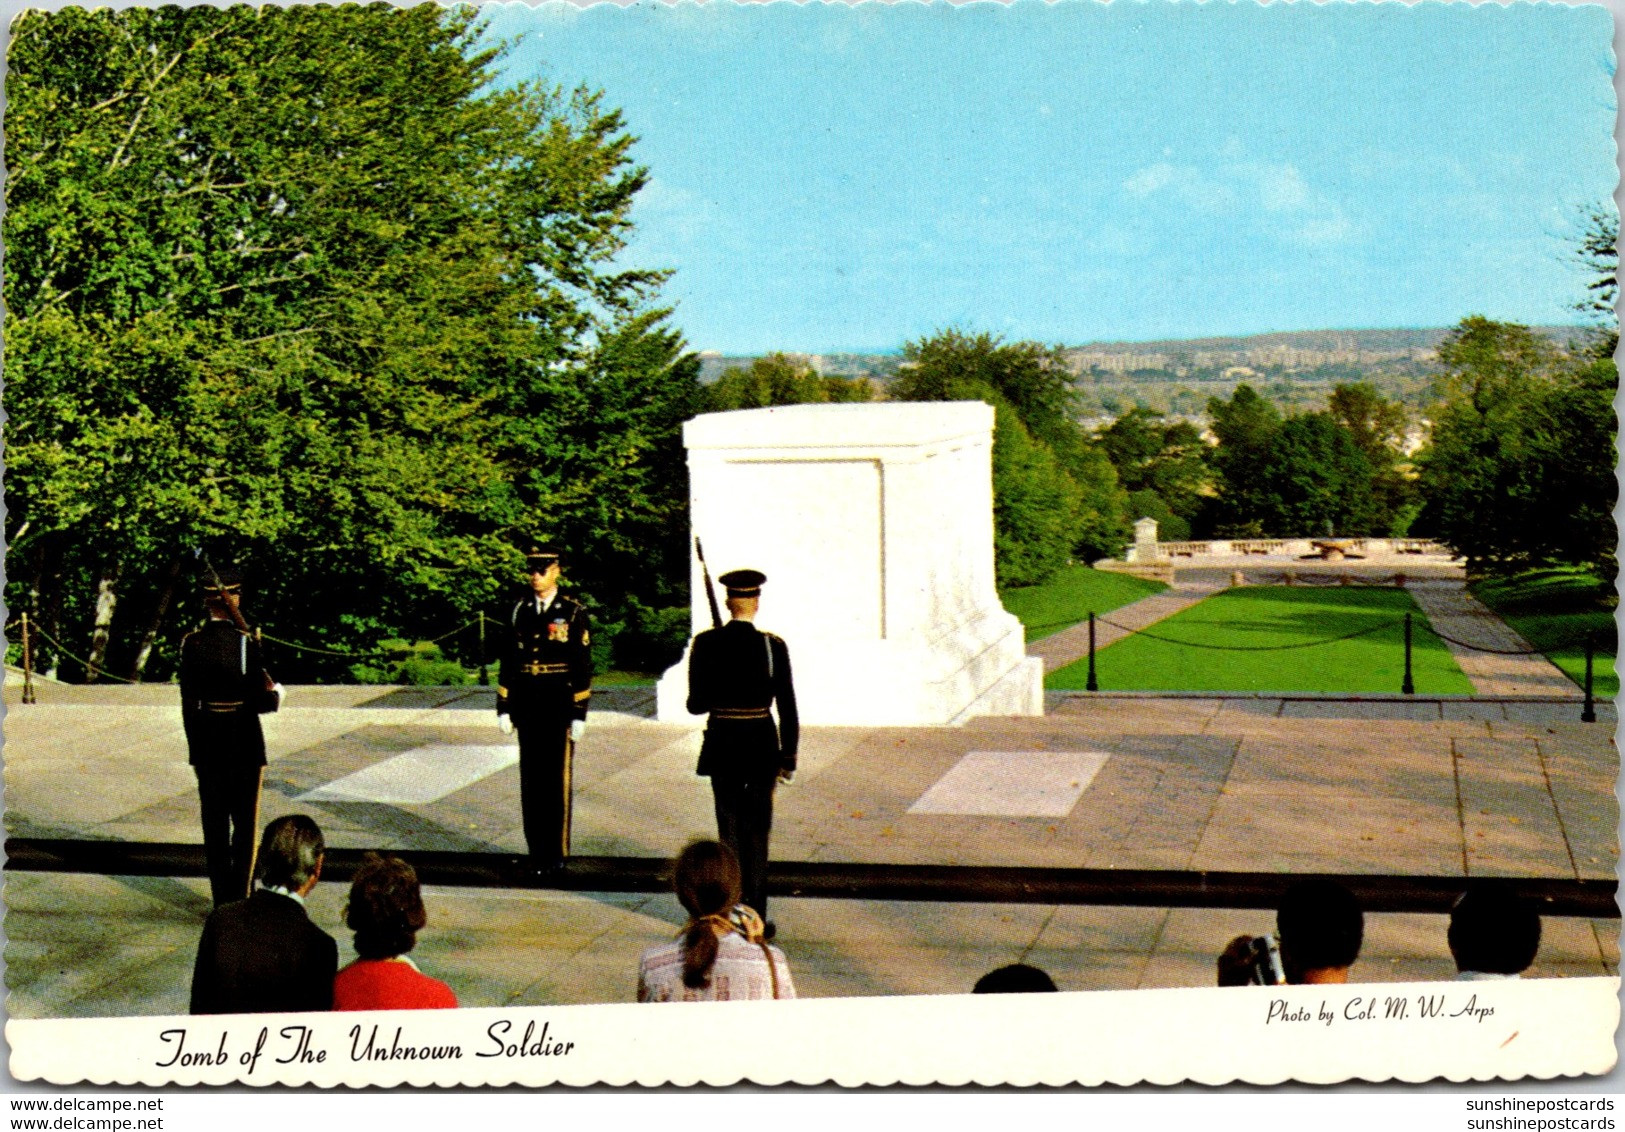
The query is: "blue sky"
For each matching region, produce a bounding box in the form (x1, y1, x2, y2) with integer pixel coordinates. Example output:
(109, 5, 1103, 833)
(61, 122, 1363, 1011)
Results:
(482, 1, 1617, 354)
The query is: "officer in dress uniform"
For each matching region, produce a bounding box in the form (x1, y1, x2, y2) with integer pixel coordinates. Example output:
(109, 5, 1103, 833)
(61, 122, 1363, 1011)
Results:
(686, 568, 798, 936)
(497, 543, 593, 874)
(179, 568, 284, 906)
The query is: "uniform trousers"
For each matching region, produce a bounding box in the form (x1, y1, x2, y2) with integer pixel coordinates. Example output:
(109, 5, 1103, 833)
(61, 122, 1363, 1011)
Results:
(194, 762, 264, 906)
(711, 776, 776, 920)
(516, 720, 572, 867)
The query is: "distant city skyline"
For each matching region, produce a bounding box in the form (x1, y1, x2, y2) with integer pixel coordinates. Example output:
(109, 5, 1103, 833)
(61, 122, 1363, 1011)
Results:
(483, 2, 1616, 355)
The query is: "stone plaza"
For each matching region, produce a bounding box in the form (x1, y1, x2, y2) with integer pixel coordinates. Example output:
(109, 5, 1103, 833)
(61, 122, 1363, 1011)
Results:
(4, 669, 1616, 1018)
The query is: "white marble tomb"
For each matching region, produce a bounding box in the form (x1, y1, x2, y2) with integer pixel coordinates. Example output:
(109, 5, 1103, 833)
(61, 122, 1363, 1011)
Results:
(654, 401, 1044, 726)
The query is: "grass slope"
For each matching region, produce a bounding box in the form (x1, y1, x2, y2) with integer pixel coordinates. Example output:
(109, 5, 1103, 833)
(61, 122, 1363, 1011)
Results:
(1001, 565, 1167, 642)
(1049, 585, 1474, 694)
(1470, 567, 1618, 699)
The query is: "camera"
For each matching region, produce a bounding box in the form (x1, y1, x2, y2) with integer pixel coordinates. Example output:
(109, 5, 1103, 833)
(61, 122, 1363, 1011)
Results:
(1243, 933, 1286, 985)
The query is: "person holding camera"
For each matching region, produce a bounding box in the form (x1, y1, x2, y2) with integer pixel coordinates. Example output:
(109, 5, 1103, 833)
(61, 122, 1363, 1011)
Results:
(1218, 878, 1365, 986)
(637, 840, 794, 1003)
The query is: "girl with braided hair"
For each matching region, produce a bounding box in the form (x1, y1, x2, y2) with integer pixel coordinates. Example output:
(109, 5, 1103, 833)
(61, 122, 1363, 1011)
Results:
(637, 840, 794, 1002)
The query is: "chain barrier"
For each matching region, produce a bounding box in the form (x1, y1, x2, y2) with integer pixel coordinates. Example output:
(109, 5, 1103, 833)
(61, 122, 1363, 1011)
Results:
(25, 624, 145, 684)
(257, 617, 484, 661)
(1423, 628, 1551, 656)
(1095, 614, 1404, 652)
(16, 617, 489, 678)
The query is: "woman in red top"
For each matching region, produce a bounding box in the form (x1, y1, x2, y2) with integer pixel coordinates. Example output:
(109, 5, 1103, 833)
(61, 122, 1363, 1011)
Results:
(333, 853, 457, 1011)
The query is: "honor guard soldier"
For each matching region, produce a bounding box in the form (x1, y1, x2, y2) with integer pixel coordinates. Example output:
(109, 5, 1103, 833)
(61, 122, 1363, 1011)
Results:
(179, 568, 284, 906)
(497, 543, 593, 875)
(686, 568, 798, 935)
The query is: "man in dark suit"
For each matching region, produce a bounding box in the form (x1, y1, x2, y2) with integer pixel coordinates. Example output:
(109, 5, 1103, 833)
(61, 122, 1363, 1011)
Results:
(686, 568, 798, 935)
(497, 542, 593, 874)
(190, 814, 337, 1015)
(179, 567, 283, 906)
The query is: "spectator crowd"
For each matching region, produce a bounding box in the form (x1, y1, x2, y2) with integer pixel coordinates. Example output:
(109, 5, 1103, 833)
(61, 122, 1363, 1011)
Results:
(189, 814, 1549, 1015)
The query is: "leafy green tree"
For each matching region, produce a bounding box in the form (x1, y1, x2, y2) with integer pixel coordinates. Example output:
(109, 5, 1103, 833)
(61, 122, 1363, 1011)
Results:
(4, 4, 696, 681)
(706, 353, 874, 410)
(891, 330, 1128, 579)
(1570, 202, 1619, 328)
(1417, 316, 1616, 577)
(987, 404, 1084, 586)
(1203, 384, 1283, 536)
(1255, 412, 1382, 537)
(1327, 382, 1414, 535)
(1096, 407, 1213, 529)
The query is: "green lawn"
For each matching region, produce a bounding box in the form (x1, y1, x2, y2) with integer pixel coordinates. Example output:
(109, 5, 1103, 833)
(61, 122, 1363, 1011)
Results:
(1470, 567, 1618, 699)
(1048, 585, 1475, 694)
(1001, 565, 1167, 642)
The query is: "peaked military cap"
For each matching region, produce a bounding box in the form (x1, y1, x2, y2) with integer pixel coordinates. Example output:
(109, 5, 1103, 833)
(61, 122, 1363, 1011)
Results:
(525, 543, 563, 571)
(718, 568, 766, 597)
(199, 567, 242, 595)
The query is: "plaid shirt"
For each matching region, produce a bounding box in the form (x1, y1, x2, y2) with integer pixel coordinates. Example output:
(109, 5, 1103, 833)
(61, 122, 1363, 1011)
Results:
(637, 932, 795, 1002)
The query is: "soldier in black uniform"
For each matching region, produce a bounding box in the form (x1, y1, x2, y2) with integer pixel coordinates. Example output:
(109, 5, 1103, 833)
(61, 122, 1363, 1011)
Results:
(497, 543, 593, 874)
(686, 568, 798, 934)
(179, 569, 284, 906)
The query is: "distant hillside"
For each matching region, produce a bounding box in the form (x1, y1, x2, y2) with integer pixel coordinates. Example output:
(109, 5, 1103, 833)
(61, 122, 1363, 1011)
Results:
(694, 326, 1590, 417)
(696, 351, 903, 384)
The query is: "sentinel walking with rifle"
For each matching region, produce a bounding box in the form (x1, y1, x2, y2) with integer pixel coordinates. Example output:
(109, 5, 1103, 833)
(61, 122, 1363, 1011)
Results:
(179, 564, 284, 906)
(685, 547, 798, 937)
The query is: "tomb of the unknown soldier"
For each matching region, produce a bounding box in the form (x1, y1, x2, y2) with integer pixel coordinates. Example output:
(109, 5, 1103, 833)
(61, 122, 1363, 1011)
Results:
(655, 401, 1044, 726)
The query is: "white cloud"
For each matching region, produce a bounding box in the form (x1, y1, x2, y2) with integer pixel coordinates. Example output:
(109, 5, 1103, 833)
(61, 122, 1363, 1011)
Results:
(1121, 162, 1236, 212)
(1257, 163, 1312, 213)
(1123, 149, 1356, 246)
(1123, 162, 1180, 197)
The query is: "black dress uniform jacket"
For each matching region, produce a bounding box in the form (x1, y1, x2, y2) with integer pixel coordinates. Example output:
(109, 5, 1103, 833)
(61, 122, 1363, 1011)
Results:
(180, 618, 279, 904)
(687, 620, 799, 782)
(497, 593, 593, 725)
(179, 620, 279, 766)
(190, 889, 338, 1015)
(497, 592, 593, 863)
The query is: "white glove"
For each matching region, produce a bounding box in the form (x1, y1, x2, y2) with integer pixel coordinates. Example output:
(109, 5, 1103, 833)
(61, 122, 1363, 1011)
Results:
(570, 719, 586, 744)
(498, 714, 514, 735)
(272, 682, 286, 706)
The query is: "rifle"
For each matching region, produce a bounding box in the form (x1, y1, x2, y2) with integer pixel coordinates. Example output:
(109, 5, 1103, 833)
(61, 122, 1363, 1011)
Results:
(695, 537, 723, 630)
(193, 548, 277, 695)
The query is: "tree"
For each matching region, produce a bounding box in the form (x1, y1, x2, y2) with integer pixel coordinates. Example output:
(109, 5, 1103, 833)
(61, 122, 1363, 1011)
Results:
(1203, 385, 1283, 536)
(1327, 382, 1414, 535)
(891, 330, 1129, 579)
(1254, 412, 1382, 537)
(705, 353, 873, 411)
(1417, 316, 1616, 577)
(1096, 407, 1213, 530)
(4, 4, 697, 680)
(1570, 201, 1619, 329)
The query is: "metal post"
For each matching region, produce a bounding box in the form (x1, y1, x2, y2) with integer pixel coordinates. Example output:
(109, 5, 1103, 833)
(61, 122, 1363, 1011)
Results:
(21, 611, 36, 705)
(477, 611, 489, 686)
(1401, 612, 1415, 695)
(1582, 634, 1596, 723)
(1086, 611, 1099, 692)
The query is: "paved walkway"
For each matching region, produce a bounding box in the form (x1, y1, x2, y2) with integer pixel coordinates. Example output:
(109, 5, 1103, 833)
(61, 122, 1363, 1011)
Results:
(1, 685, 1615, 1018)
(1405, 581, 1582, 698)
(1028, 582, 1223, 673)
